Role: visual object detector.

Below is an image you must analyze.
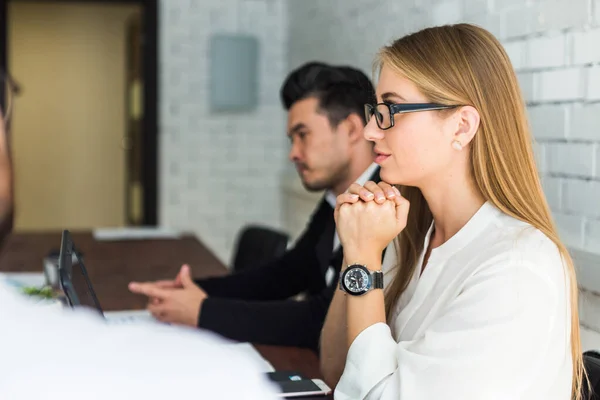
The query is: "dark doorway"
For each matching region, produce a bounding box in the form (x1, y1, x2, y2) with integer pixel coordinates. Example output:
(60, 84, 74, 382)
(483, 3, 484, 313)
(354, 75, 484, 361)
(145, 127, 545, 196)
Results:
(0, 0, 158, 227)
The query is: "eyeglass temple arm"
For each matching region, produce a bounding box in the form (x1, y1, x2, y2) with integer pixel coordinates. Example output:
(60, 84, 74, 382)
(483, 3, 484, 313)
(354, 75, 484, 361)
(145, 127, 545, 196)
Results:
(393, 103, 455, 112)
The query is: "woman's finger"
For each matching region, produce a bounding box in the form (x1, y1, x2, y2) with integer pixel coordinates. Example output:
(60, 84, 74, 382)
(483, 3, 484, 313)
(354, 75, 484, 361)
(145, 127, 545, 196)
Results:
(364, 181, 387, 204)
(390, 186, 410, 222)
(376, 182, 397, 200)
(389, 186, 403, 205)
(393, 187, 410, 224)
(336, 192, 360, 207)
(347, 183, 375, 202)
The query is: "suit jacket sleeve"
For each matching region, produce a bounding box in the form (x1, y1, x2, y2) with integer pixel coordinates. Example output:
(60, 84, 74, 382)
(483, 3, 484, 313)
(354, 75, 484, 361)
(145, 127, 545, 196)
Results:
(198, 277, 337, 350)
(194, 199, 331, 302)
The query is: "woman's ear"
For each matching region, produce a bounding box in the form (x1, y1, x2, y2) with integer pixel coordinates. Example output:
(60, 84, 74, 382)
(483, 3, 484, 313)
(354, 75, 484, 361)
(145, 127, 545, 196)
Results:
(451, 105, 480, 147)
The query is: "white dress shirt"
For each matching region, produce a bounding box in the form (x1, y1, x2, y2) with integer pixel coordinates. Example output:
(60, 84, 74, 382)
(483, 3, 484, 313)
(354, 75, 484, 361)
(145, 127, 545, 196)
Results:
(0, 282, 279, 400)
(335, 201, 572, 400)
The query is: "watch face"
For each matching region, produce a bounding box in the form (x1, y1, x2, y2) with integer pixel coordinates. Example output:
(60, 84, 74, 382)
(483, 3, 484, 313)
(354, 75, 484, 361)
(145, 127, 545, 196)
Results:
(343, 266, 370, 295)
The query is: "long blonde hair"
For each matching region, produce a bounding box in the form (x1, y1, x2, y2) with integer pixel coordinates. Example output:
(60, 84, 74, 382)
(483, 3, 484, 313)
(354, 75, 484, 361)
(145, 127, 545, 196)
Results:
(377, 23, 585, 399)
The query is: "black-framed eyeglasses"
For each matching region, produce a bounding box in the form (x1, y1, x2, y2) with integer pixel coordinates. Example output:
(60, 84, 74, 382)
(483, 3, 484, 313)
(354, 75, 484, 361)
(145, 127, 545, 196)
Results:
(364, 102, 460, 130)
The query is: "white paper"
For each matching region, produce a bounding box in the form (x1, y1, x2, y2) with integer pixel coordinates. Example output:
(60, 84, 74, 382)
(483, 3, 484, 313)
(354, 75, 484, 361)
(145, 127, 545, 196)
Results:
(104, 309, 159, 325)
(0, 272, 64, 310)
(104, 312, 275, 372)
(93, 227, 183, 241)
(0, 272, 46, 288)
(229, 342, 275, 373)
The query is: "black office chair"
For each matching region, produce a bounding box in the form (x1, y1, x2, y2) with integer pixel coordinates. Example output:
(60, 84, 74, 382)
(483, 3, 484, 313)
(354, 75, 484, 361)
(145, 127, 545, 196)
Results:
(231, 225, 290, 272)
(583, 351, 600, 399)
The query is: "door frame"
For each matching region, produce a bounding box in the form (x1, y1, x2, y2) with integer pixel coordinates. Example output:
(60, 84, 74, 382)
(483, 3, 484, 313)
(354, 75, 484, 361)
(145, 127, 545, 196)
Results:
(0, 0, 159, 226)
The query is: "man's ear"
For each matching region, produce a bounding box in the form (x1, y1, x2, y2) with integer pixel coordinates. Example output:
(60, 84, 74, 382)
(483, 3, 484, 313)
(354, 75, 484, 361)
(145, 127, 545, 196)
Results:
(341, 113, 366, 144)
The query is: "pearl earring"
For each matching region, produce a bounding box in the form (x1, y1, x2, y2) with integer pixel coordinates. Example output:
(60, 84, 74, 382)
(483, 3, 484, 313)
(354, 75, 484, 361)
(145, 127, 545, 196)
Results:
(452, 140, 463, 150)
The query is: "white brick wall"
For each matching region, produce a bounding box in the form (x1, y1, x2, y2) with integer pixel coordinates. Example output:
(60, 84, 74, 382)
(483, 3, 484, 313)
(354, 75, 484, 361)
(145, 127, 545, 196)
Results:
(503, 40, 527, 70)
(564, 180, 600, 216)
(572, 29, 600, 65)
(547, 142, 595, 176)
(542, 176, 563, 210)
(528, 35, 567, 69)
(159, 0, 288, 264)
(555, 212, 585, 249)
(585, 220, 600, 250)
(431, 0, 462, 26)
(537, 0, 591, 32)
(501, 4, 537, 39)
(535, 68, 585, 102)
(572, 104, 600, 140)
(588, 66, 600, 100)
(529, 105, 568, 139)
(285, 0, 600, 346)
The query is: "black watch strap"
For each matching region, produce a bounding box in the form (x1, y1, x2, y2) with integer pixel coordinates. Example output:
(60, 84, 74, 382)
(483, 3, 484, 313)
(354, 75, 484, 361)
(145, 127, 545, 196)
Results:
(372, 271, 384, 289)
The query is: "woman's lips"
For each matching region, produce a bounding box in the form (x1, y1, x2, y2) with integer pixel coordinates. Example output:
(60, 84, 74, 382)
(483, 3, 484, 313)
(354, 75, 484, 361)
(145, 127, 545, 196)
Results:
(374, 151, 390, 164)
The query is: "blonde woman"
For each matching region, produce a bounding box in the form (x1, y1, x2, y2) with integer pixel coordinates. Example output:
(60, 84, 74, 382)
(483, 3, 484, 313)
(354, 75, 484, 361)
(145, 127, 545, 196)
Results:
(321, 24, 583, 400)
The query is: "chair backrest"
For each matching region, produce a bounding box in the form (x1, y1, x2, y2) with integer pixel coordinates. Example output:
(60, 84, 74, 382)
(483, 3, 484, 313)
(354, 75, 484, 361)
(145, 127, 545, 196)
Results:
(231, 225, 289, 272)
(584, 351, 600, 399)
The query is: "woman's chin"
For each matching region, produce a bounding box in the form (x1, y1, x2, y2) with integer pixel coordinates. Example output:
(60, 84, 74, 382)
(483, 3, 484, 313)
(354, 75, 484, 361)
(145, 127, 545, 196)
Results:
(379, 165, 401, 184)
(379, 166, 416, 187)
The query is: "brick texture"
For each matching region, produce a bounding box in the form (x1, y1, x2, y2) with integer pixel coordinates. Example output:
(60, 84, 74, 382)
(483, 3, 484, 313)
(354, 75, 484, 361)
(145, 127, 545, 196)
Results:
(160, 0, 288, 264)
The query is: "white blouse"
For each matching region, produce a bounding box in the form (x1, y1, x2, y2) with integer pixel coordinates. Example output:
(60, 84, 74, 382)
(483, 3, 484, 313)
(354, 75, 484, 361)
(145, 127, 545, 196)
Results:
(335, 202, 572, 400)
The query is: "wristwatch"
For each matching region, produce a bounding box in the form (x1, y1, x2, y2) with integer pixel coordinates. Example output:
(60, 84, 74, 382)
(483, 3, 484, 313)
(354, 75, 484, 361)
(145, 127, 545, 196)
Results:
(339, 264, 384, 296)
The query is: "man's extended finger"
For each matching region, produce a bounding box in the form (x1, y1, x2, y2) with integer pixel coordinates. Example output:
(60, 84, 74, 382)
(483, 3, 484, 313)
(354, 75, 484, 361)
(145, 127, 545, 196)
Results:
(129, 282, 171, 300)
(152, 280, 180, 289)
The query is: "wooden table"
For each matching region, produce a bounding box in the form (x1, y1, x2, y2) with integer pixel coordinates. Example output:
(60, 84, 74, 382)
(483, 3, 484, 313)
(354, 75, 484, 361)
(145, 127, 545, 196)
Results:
(0, 231, 331, 398)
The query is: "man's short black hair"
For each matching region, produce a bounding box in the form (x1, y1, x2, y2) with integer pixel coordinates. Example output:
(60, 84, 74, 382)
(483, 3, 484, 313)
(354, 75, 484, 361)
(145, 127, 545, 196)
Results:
(280, 62, 375, 127)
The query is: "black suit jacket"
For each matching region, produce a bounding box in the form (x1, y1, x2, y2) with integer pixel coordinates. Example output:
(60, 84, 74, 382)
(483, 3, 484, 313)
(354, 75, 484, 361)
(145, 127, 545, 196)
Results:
(195, 167, 381, 351)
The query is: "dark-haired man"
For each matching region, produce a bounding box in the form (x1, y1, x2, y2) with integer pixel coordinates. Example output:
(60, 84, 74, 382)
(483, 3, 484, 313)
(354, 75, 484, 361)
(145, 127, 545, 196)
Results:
(129, 62, 379, 351)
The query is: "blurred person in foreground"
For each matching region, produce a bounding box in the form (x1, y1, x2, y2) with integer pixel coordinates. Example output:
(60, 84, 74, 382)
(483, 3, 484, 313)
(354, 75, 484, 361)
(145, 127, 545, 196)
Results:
(0, 111, 277, 400)
(0, 278, 278, 400)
